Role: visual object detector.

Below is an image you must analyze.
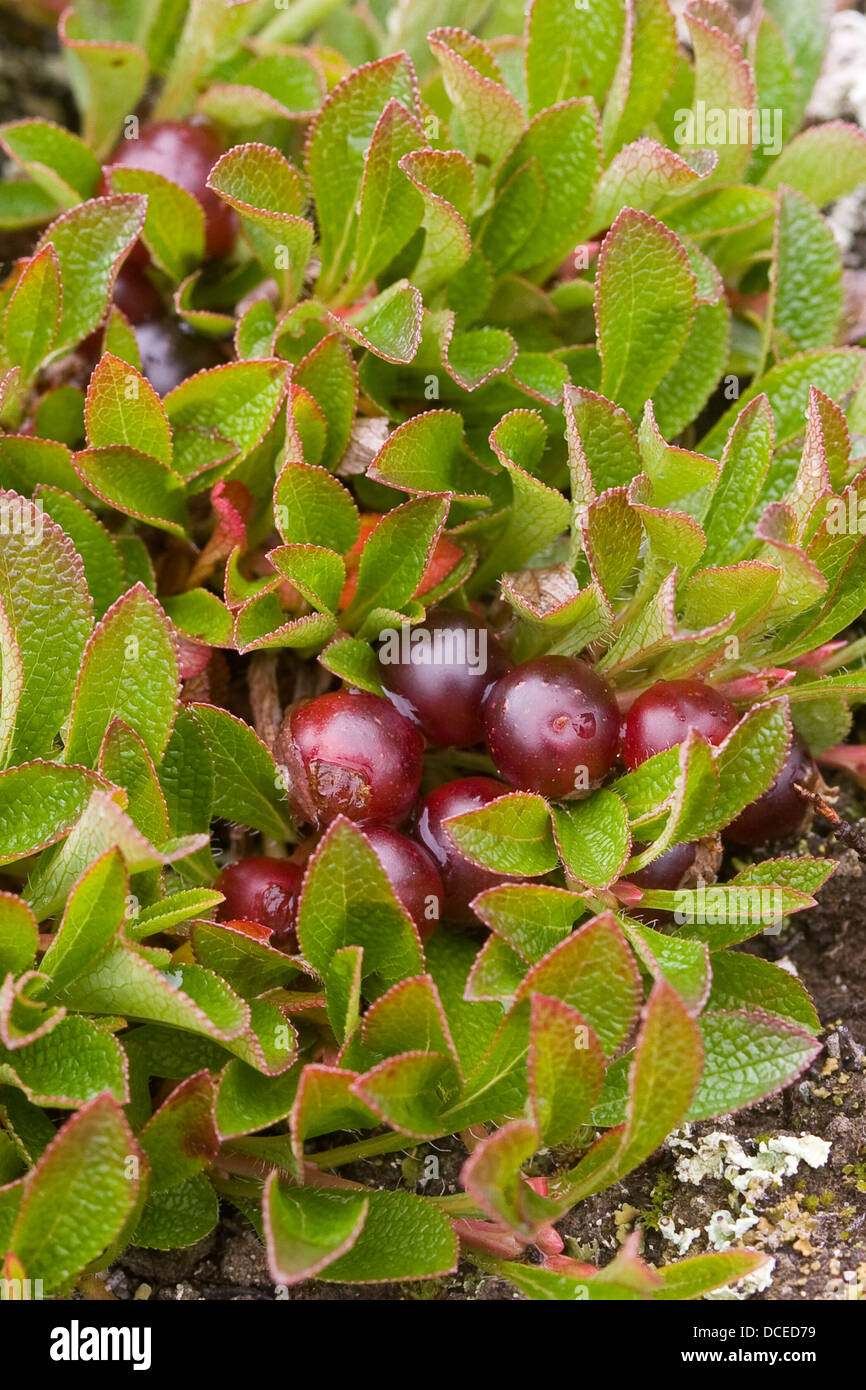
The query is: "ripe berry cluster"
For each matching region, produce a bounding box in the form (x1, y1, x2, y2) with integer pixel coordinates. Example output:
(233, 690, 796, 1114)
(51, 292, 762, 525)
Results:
(215, 609, 817, 950)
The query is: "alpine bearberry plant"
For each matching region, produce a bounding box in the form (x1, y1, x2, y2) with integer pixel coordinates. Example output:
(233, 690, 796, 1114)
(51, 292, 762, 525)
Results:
(0, 0, 865, 1301)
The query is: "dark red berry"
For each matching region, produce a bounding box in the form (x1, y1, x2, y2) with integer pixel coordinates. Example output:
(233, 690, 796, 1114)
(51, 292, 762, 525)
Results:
(113, 263, 163, 325)
(377, 608, 510, 748)
(215, 856, 302, 949)
(482, 656, 620, 799)
(414, 776, 520, 924)
(135, 319, 225, 396)
(101, 120, 237, 260)
(361, 824, 444, 941)
(623, 679, 738, 771)
(724, 734, 817, 846)
(279, 690, 424, 828)
(627, 841, 698, 892)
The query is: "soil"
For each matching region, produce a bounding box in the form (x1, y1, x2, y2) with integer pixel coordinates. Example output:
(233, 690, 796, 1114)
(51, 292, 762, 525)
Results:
(3, 3, 864, 1302)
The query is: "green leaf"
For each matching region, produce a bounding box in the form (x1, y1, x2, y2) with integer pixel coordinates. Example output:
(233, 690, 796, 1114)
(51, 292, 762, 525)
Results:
(158, 707, 214, 840)
(133, 1173, 218, 1250)
(706, 952, 820, 1033)
(207, 144, 313, 309)
(0, 895, 38, 979)
(39, 848, 128, 996)
(0, 118, 101, 205)
(526, 0, 626, 115)
(36, 196, 147, 356)
(472, 884, 584, 966)
(318, 635, 384, 695)
(7, 1095, 143, 1292)
(688, 1011, 821, 1121)
(596, 210, 695, 421)
(0, 1014, 128, 1107)
(98, 719, 171, 846)
(274, 460, 359, 552)
(139, 1072, 218, 1192)
(428, 31, 523, 196)
(162, 589, 234, 648)
(293, 334, 357, 472)
(235, 299, 277, 361)
(621, 920, 710, 1015)
(326, 944, 363, 1047)
(446, 791, 557, 877)
(320, 1187, 457, 1283)
(601, 0, 678, 155)
(35, 486, 126, 621)
(462, 1118, 559, 1235)
(265, 1181, 368, 1284)
(472, 412, 570, 591)
(368, 408, 489, 500)
(348, 99, 423, 296)
(268, 545, 345, 615)
(761, 121, 866, 208)
(654, 1248, 770, 1300)
(65, 584, 179, 768)
(0, 493, 92, 768)
(297, 817, 423, 992)
(702, 394, 774, 566)
(166, 360, 288, 465)
(699, 349, 864, 458)
(0, 762, 111, 865)
(587, 140, 714, 239)
(308, 52, 419, 298)
(58, 940, 247, 1040)
(129, 889, 223, 941)
(398, 149, 473, 295)
(0, 434, 82, 494)
(73, 446, 190, 536)
(290, 1064, 378, 1163)
(355, 1049, 461, 1137)
(517, 911, 641, 1058)
(108, 167, 205, 281)
(683, 7, 756, 184)
(61, 14, 148, 158)
(343, 496, 448, 628)
(769, 186, 843, 357)
(3, 244, 61, 383)
(553, 791, 631, 890)
(362, 974, 457, 1066)
(563, 981, 703, 1201)
(191, 921, 303, 999)
(85, 352, 173, 465)
(0, 181, 59, 230)
(425, 928, 505, 1076)
(214, 1059, 300, 1140)
(530, 994, 605, 1145)
(189, 703, 292, 840)
(496, 99, 601, 272)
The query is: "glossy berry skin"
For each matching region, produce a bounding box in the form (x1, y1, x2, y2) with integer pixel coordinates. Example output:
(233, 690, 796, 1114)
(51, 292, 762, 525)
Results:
(280, 690, 424, 829)
(627, 841, 698, 892)
(101, 121, 236, 260)
(623, 679, 738, 771)
(724, 734, 816, 846)
(414, 776, 520, 924)
(362, 824, 444, 941)
(482, 656, 620, 799)
(215, 856, 302, 949)
(135, 319, 225, 396)
(378, 608, 511, 748)
(113, 263, 163, 325)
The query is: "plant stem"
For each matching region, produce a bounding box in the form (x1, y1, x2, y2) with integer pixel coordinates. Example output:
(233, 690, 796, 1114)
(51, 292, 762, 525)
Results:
(308, 1131, 420, 1169)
